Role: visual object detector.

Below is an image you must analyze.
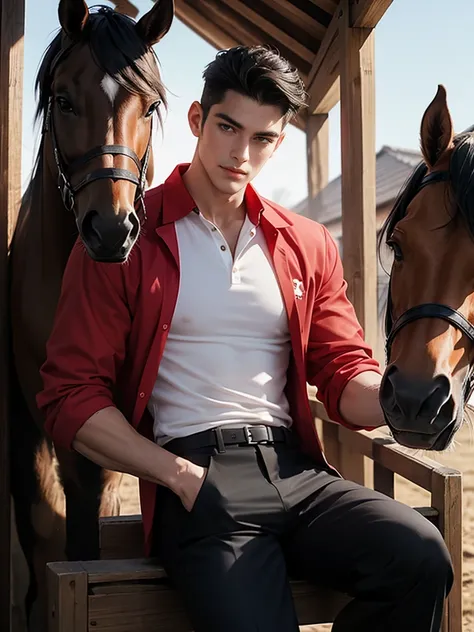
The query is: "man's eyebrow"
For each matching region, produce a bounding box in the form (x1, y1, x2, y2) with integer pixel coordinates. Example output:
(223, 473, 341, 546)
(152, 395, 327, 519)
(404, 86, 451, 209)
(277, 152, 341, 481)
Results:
(215, 112, 280, 138)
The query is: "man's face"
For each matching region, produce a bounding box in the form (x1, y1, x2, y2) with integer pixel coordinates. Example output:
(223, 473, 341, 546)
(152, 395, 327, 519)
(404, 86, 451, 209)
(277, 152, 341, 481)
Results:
(188, 90, 286, 195)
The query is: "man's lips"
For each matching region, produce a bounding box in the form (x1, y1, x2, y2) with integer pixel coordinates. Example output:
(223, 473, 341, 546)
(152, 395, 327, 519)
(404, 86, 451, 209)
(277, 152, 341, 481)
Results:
(221, 166, 248, 175)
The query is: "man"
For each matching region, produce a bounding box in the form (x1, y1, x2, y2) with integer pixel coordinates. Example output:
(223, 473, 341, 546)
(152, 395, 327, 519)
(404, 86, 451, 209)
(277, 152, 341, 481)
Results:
(37, 46, 453, 632)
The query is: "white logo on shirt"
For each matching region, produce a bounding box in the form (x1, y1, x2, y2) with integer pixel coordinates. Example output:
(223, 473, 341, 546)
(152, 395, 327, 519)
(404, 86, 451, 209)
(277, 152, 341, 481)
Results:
(293, 279, 304, 300)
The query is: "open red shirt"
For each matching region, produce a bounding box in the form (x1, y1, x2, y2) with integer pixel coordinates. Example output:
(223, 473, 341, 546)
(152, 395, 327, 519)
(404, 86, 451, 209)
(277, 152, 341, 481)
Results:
(37, 163, 381, 554)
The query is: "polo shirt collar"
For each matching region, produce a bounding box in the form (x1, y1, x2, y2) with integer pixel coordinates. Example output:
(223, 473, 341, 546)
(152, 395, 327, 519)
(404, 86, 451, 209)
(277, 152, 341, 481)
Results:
(160, 163, 291, 229)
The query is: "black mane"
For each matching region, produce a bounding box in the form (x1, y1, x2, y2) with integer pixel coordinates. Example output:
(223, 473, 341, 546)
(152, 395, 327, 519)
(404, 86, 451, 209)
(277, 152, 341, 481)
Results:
(34, 4, 167, 131)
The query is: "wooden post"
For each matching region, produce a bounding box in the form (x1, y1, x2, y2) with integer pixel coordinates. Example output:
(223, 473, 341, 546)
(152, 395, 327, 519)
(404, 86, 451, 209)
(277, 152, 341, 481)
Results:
(338, 0, 377, 486)
(0, 0, 25, 628)
(431, 470, 464, 632)
(339, 0, 377, 352)
(306, 114, 329, 219)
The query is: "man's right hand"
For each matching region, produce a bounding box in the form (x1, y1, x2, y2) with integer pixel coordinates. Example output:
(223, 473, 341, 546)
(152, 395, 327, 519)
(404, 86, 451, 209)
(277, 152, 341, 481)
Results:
(173, 460, 208, 512)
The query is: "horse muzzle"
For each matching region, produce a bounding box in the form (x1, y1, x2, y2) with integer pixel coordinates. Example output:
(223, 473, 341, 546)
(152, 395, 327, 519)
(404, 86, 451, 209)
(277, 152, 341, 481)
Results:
(80, 208, 140, 263)
(379, 365, 461, 450)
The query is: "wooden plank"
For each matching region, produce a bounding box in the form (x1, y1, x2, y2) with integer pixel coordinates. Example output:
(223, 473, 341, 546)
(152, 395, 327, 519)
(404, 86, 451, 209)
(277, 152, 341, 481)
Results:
(187, 0, 310, 79)
(309, 0, 339, 14)
(87, 579, 350, 629)
(0, 0, 25, 629)
(307, 4, 341, 114)
(306, 114, 329, 218)
(81, 558, 168, 584)
(47, 562, 88, 632)
(100, 514, 145, 560)
(224, 0, 316, 63)
(257, 0, 326, 40)
(431, 470, 463, 632)
(350, 0, 393, 28)
(310, 399, 459, 492)
(339, 0, 377, 351)
(373, 462, 394, 497)
(174, 0, 240, 50)
(321, 418, 341, 471)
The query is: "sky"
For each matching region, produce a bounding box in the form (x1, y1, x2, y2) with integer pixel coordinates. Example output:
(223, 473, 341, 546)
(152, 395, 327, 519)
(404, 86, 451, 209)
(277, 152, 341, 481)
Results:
(21, 0, 474, 209)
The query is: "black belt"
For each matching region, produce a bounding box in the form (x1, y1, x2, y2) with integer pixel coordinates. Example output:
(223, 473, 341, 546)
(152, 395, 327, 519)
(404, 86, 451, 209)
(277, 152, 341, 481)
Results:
(166, 424, 294, 454)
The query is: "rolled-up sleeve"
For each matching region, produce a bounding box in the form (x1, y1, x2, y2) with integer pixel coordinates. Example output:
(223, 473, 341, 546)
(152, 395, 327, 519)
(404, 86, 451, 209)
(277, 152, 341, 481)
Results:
(36, 240, 132, 449)
(306, 226, 381, 429)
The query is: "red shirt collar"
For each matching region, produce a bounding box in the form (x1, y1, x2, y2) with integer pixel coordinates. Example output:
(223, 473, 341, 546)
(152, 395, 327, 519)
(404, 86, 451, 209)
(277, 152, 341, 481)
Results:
(160, 163, 289, 228)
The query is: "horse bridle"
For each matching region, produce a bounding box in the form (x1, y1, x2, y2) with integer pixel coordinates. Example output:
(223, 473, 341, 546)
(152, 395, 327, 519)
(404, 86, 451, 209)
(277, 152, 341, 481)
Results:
(385, 169, 474, 399)
(43, 38, 154, 219)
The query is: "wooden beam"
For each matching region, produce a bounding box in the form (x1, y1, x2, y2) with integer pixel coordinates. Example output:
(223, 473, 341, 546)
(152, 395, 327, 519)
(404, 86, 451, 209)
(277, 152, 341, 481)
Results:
(350, 0, 393, 28)
(183, 0, 309, 80)
(175, 0, 240, 50)
(309, 0, 339, 14)
(0, 0, 25, 629)
(307, 0, 392, 114)
(339, 0, 377, 352)
(258, 0, 326, 41)
(223, 0, 315, 65)
(306, 114, 329, 217)
(306, 4, 341, 114)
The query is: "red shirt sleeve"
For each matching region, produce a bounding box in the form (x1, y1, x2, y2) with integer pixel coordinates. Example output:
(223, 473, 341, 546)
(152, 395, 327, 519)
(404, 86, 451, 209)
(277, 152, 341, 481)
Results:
(36, 240, 133, 450)
(306, 226, 382, 430)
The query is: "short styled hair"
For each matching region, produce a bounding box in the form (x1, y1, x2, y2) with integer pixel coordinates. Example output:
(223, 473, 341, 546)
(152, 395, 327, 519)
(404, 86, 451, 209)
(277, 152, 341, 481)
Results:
(200, 45, 308, 126)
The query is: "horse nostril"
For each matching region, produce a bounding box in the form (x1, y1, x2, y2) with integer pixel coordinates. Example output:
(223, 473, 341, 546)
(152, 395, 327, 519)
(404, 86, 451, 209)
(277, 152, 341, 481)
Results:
(81, 210, 102, 245)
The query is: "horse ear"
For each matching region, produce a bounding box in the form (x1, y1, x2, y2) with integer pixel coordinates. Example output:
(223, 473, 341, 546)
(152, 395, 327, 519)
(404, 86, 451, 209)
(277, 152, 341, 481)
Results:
(136, 0, 174, 47)
(58, 0, 89, 40)
(420, 85, 454, 168)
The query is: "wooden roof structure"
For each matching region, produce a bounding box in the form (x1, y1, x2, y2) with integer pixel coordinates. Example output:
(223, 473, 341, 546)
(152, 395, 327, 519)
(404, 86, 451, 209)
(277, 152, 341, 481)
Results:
(173, 0, 392, 122)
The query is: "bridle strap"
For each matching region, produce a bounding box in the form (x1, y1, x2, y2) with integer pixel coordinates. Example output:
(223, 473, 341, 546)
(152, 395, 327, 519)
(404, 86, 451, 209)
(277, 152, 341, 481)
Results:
(73, 168, 140, 194)
(68, 145, 142, 173)
(44, 95, 153, 218)
(387, 303, 474, 350)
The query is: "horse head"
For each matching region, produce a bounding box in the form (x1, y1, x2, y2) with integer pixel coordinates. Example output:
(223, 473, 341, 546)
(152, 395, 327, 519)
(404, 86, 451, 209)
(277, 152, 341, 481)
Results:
(37, 0, 174, 262)
(379, 85, 474, 450)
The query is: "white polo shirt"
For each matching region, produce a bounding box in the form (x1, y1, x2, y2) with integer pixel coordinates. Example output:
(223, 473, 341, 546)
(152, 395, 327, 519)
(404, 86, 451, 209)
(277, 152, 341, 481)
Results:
(148, 209, 292, 445)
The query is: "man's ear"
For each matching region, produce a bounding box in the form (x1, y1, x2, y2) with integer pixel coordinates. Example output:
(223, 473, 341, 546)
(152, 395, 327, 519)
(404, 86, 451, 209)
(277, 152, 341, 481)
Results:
(188, 101, 204, 138)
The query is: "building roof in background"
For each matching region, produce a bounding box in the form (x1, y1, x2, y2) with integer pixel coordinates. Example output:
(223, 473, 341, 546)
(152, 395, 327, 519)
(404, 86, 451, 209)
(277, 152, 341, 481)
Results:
(292, 145, 422, 224)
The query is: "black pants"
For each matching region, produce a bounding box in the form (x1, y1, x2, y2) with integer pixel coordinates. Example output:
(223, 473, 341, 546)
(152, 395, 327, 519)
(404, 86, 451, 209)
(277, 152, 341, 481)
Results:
(152, 430, 453, 632)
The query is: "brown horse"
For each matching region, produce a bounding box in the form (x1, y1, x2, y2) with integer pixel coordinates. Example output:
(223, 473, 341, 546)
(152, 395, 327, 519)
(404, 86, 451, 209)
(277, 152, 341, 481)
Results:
(379, 84, 474, 451)
(9, 0, 174, 627)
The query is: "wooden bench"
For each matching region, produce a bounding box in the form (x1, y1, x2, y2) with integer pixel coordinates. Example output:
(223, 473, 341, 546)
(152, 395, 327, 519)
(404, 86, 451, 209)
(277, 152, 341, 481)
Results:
(46, 403, 463, 631)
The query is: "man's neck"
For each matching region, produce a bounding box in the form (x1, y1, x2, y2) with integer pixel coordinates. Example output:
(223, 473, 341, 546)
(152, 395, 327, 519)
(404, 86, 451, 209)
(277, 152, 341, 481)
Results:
(183, 158, 247, 229)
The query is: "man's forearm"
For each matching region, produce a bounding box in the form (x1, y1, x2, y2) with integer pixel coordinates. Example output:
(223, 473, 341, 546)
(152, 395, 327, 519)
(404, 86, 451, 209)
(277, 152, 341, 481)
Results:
(72, 406, 189, 493)
(338, 371, 386, 428)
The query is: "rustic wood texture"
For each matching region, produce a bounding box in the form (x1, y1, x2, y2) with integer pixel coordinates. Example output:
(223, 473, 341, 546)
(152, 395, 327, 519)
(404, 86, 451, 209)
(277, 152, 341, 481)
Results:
(0, 0, 25, 629)
(432, 470, 464, 632)
(306, 114, 329, 217)
(350, 0, 394, 28)
(47, 562, 88, 632)
(47, 556, 352, 631)
(340, 0, 377, 353)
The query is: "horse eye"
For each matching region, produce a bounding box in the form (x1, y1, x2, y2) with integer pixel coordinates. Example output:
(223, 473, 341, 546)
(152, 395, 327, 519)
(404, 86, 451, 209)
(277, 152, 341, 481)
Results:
(387, 240, 403, 262)
(145, 100, 161, 118)
(56, 96, 74, 115)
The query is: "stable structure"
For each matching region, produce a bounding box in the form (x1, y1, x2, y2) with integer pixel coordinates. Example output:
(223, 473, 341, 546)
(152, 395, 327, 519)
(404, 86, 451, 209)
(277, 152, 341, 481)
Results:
(0, 1, 464, 631)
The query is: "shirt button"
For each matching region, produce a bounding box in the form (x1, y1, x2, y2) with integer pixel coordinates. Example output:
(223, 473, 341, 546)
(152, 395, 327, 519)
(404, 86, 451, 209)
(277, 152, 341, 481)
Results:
(212, 226, 217, 231)
(139, 392, 145, 398)
(220, 245, 226, 251)
(162, 324, 168, 330)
